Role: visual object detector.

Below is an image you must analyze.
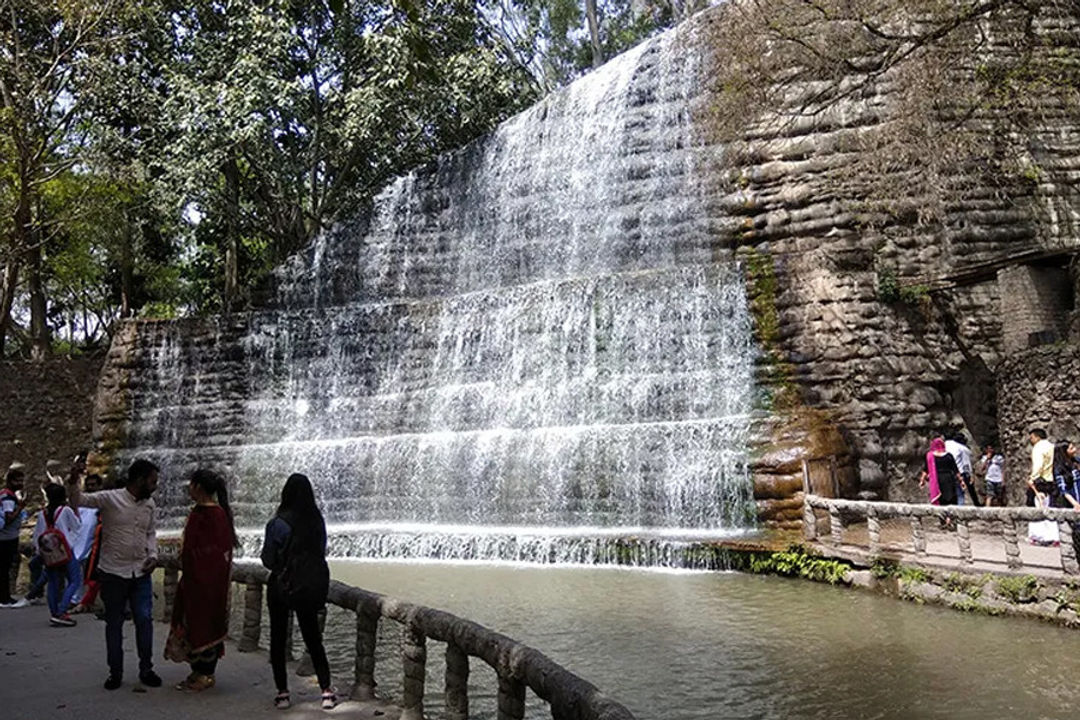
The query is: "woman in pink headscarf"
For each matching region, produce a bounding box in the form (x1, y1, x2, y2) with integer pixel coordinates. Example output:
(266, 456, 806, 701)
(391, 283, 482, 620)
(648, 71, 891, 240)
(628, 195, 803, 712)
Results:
(923, 437, 959, 506)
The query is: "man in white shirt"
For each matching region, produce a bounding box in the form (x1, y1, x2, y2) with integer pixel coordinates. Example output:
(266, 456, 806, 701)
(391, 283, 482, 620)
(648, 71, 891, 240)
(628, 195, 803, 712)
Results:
(70, 459, 161, 691)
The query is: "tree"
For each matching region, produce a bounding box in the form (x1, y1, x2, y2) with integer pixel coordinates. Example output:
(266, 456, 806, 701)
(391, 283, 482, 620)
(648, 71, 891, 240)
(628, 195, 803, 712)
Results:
(161, 0, 538, 312)
(486, 0, 690, 91)
(0, 0, 142, 358)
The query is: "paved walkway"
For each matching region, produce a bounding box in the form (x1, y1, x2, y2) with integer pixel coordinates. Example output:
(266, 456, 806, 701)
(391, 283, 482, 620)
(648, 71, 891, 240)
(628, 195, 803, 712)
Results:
(0, 607, 402, 720)
(819, 517, 1071, 577)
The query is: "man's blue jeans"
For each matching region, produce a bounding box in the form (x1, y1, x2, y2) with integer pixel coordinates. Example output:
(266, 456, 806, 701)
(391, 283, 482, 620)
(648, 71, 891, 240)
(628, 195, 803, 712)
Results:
(99, 572, 153, 678)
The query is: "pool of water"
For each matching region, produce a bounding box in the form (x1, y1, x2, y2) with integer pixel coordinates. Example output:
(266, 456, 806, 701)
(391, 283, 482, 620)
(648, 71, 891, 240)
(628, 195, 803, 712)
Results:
(319, 561, 1080, 720)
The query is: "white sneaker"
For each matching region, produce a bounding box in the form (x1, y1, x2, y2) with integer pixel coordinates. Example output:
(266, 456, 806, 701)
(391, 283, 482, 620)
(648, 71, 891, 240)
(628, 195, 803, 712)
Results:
(0, 602, 17, 609)
(10, 598, 29, 608)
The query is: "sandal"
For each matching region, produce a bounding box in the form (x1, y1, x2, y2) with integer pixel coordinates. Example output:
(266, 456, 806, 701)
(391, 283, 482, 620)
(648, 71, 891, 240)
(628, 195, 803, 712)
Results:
(321, 688, 337, 710)
(274, 691, 291, 709)
(175, 673, 215, 692)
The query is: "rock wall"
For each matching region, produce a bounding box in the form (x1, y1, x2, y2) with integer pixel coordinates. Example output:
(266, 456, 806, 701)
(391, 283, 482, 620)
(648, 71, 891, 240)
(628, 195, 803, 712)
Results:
(0, 355, 104, 495)
(713, 4, 1080, 502)
(997, 345, 1080, 505)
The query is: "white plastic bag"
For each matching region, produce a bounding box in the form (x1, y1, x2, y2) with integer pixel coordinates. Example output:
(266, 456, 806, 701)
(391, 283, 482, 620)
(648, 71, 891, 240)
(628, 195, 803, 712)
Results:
(1028, 496, 1060, 545)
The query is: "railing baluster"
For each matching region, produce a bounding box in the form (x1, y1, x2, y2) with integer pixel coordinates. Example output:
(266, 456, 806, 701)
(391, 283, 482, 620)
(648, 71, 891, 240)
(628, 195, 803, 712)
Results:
(401, 620, 427, 720)
(956, 519, 973, 565)
(911, 514, 927, 556)
(498, 675, 526, 720)
(238, 581, 263, 652)
(162, 564, 179, 623)
(803, 495, 817, 541)
(1059, 519, 1079, 574)
(445, 643, 469, 720)
(352, 609, 378, 700)
(829, 505, 844, 547)
(867, 507, 881, 558)
(1002, 517, 1022, 570)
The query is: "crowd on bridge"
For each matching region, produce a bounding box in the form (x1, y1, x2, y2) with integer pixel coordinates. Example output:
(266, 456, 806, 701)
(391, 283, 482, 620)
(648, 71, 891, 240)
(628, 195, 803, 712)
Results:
(0, 456, 338, 711)
(920, 427, 1080, 542)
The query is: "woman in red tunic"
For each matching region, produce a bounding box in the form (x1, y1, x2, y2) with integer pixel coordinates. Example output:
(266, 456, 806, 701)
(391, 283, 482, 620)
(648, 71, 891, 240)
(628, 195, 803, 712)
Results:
(168, 469, 238, 691)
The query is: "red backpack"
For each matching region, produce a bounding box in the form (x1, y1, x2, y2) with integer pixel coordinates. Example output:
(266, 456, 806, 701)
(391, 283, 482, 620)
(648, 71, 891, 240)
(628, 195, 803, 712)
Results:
(38, 507, 73, 568)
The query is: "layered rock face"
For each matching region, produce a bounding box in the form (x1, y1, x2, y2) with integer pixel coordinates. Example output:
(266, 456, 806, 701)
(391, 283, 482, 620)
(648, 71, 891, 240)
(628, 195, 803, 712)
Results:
(94, 2, 1080, 539)
(711, 4, 1080, 502)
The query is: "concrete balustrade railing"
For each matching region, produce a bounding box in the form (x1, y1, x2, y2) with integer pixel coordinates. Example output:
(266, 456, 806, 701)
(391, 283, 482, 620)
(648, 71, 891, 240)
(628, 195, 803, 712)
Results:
(159, 556, 636, 720)
(803, 495, 1080, 574)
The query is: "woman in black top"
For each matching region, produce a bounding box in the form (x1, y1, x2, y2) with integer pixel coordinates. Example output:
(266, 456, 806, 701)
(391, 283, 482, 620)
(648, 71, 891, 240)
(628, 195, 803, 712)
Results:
(261, 474, 334, 710)
(929, 438, 959, 506)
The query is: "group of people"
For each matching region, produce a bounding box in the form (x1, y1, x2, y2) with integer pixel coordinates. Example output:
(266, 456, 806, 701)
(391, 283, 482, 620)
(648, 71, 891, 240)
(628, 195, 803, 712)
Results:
(0, 458, 337, 711)
(921, 428, 1080, 510)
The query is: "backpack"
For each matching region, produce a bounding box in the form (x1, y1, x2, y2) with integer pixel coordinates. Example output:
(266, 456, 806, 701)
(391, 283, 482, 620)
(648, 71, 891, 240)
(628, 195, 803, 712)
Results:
(38, 507, 73, 568)
(278, 524, 329, 610)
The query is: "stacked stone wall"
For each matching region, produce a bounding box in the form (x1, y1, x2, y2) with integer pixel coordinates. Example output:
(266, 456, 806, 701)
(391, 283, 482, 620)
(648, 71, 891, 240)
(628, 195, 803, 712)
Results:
(999, 264, 1073, 353)
(0, 355, 104, 496)
(997, 345, 1080, 506)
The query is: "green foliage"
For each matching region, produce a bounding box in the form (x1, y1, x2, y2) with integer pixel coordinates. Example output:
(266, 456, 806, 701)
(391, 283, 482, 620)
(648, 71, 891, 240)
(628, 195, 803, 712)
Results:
(870, 558, 899, 579)
(995, 575, 1041, 604)
(747, 545, 849, 585)
(897, 565, 931, 584)
(943, 572, 986, 598)
(744, 248, 799, 409)
(875, 264, 930, 309)
(492, 0, 684, 90)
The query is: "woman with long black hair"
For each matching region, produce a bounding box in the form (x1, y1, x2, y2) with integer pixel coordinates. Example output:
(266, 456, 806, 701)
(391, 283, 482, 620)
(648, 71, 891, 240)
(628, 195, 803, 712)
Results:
(261, 473, 334, 710)
(167, 468, 239, 691)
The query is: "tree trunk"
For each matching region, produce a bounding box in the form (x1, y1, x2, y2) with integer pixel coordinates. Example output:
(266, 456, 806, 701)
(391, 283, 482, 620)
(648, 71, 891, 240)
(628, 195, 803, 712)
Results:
(120, 206, 134, 318)
(585, 0, 602, 69)
(223, 155, 241, 312)
(26, 239, 49, 361)
(0, 256, 19, 358)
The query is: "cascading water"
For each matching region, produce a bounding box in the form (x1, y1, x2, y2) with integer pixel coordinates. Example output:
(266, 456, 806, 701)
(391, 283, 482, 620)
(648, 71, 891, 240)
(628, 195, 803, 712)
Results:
(115, 20, 759, 565)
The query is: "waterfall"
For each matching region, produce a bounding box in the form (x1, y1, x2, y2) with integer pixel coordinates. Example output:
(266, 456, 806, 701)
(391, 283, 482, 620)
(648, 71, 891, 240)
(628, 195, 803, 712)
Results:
(116, 18, 759, 563)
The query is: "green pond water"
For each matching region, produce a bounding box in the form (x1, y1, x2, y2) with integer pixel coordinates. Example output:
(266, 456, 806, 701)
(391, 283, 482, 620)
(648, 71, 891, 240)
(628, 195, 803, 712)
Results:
(306, 562, 1080, 720)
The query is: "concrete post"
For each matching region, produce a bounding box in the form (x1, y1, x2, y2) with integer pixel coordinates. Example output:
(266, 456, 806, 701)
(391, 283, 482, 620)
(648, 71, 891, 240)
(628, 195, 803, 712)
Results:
(956, 519, 973, 565)
(351, 610, 378, 700)
(910, 516, 927, 556)
(1059, 520, 1079, 574)
(162, 565, 179, 623)
(867, 509, 881, 558)
(445, 643, 469, 720)
(497, 675, 526, 720)
(238, 581, 263, 652)
(803, 496, 817, 541)
(829, 505, 844, 547)
(1002, 517, 1022, 570)
(400, 621, 426, 720)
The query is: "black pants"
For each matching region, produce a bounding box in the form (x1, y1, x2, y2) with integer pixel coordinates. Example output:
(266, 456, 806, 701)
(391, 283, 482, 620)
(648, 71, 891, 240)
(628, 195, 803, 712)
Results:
(1027, 479, 1056, 507)
(959, 473, 982, 506)
(191, 643, 223, 676)
(0, 538, 19, 604)
(268, 584, 330, 692)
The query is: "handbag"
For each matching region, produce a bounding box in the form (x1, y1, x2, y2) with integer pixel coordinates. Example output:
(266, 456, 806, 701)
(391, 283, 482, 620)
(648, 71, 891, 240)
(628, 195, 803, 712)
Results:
(164, 623, 192, 663)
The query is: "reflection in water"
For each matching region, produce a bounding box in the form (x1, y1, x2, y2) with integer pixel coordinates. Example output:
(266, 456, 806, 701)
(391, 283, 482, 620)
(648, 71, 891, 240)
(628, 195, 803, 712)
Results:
(316, 562, 1080, 720)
